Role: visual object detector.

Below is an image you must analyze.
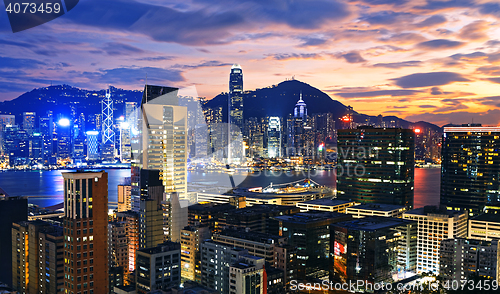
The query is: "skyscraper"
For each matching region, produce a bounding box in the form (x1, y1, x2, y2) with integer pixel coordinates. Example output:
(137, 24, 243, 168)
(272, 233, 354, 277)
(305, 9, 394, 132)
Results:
(287, 93, 308, 157)
(267, 116, 281, 158)
(39, 115, 54, 165)
(101, 88, 115, 162)
(62, 171, 109, 294)
(440, 125, 500, 215)
(22, 112, 36, 135)
(229, 64, 243, 132)
(0, 114, 15, 156)
(131, 85, 188, 211)
(86, 131, 100, 161)
(336, 127, 415, 208)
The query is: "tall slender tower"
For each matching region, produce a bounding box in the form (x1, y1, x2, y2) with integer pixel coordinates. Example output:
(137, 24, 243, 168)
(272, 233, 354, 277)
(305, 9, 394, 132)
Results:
(101, 88, 115, 161)
(228, 64, 244, 163)
(62, 171, 109, 294)
(229, 64, 243, 131)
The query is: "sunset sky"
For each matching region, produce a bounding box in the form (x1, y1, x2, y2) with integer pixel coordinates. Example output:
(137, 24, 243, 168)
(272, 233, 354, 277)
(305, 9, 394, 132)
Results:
(1, 0, 500, 126)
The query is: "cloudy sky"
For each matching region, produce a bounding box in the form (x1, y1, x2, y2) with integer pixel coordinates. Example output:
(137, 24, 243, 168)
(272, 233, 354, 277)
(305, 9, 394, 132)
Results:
(1, 0, 500, 126)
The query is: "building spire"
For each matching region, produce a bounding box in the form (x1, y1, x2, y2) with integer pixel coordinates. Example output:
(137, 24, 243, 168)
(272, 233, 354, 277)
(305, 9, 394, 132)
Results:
(299, 91, 303, 102)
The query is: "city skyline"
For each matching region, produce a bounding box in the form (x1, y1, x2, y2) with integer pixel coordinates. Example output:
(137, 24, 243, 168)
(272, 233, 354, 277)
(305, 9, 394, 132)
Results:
(0, 0, 500, 127)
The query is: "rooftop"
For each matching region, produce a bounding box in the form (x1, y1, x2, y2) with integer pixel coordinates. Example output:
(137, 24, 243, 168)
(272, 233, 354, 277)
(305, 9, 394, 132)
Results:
(225, 204, 298, 216)
(298, 198, 354, 206)
(471, 213, 500, 223)
(139, 241, 181, 255)
(188, 203, 234, 213)
(404, 206, 465, 217)
(334, 216, 415, 231)
(348, 203, 405, 212)
(217, 229, 283, 244)
(273, 211, 350, 224)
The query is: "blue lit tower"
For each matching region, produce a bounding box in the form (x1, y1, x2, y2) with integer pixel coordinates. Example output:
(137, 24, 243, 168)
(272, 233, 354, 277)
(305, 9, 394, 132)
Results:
(86, 130, 100, 161)
(287, 92, 308, 156)
(101, 88, 115, 161)
(294, 92, 307, 120)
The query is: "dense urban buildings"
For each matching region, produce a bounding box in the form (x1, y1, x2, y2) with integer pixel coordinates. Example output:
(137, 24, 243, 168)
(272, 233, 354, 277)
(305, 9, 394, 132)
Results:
(336, 127, 415, 208)
(441, 125, 500, 215)
(3, 65, 500, 294)
(62, 170, 109, 294)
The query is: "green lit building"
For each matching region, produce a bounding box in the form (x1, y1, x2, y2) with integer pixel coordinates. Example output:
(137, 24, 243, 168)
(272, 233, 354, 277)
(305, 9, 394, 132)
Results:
(336, 127, 415, 208)
(441, 125, 500, 215)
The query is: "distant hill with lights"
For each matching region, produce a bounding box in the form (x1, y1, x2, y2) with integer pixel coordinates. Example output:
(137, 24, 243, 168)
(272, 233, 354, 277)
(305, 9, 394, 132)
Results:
(204, 79, 441, 131)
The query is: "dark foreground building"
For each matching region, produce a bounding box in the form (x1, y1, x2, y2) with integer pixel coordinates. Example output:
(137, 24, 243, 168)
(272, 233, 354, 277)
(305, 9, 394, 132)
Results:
(0, 195, 27, 286)
(336, 127, 414, 208)
(441, 125, 500, 215)
(330, 216, 417, 288)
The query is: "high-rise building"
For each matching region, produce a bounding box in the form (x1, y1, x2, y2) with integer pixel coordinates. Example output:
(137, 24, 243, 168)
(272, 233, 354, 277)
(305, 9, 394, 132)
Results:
(267, 116, 282, 158)
(11, 220, 64, 294)
(441, 125, 500, 215)
(86, 131, 100, 161)
(180, 226, 211, 282)
(22, 112, 36, 135)
(62, 171, 109, 294)
(286, 93, 308, 157)
(4, 125, 29, 166)
(271, 212, 352, 280)
(200, 240, 248, 294)
(101, 88, 115, 162)
(131, 169, 163, 213)
(117, 182, 132, 212)
(0, 114, 15, 154)
(162, 192, 188, 243)
(0, 195, 27, 287)
(229, 255, 265, 294)
(116, 211, 139, 284)
(440, 238, 500, 282)
(108, 221, 128, 283)
(403, 206, 468, 275)
(135, 241, 181, 294)
(229, 64, 243, 133)
(39, 115, 54, 165)
(56, 118, 72, 160)
(336, 127, 415, 208)
(29, 132, 44, 164)
(139, 198, 164, 250)
(330, 216, 417, 287)
(131, 85, 188, 208)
